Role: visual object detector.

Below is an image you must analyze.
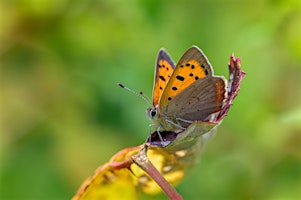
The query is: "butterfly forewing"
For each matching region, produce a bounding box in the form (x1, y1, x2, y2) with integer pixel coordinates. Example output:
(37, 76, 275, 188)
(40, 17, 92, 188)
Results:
(163, 76, 227, 125)
(159, 46, 214, 110)
(152, 49, 175, 106)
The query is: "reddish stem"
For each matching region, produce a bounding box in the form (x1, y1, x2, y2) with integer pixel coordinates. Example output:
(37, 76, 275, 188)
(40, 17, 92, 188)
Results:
(132, 145, 183, 200)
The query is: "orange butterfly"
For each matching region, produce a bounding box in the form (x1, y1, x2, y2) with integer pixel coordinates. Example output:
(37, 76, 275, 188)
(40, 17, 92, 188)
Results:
(147, 46, 227, 132)
(72, 48, 245, 200)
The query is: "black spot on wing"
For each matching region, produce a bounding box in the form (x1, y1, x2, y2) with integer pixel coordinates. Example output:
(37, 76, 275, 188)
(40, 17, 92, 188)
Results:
(176, 75, 184, 81)
(159, 75, 166, 81)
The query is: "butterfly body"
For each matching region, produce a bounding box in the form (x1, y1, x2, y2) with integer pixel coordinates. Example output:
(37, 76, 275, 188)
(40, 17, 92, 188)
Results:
(148, 46, 227, 132)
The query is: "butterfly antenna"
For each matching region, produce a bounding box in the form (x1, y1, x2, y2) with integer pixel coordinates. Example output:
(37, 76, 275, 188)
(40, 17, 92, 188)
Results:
(118, 83, 152, 106)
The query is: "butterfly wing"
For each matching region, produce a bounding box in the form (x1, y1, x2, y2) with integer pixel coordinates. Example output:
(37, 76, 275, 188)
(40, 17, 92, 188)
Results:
(162, 76, 227, 125)
(152, 49, 176, 106)
(159, 46, 213, 110)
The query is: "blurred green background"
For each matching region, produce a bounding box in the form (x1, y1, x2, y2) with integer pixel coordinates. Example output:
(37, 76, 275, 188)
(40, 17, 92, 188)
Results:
(1, 0, 301, 199)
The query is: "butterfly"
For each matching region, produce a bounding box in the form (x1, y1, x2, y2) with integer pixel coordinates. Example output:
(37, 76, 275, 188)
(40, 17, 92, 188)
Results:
(147, 46, 227, 132)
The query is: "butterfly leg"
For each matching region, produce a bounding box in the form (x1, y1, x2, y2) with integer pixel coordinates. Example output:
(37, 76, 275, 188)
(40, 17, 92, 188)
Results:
(156, 126, 168, 146)
(148, 124, 166, 146)
(176, 118, 193, 124)
(154, 126, 172, 147)
(148, 123, 156, 129)
(147, 124, 155, 144)
(165, 119, 186, 130)
(167, 118, 194, 130)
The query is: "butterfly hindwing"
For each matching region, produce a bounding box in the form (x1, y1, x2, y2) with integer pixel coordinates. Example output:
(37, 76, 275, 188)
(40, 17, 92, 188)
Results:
(152, 49, 175, 106)
(159, 46, 214, 110)
(162, 76, 227, 125)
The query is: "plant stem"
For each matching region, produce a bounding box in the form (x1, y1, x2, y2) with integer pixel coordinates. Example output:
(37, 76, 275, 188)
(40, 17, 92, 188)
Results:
(132, 145, 183, 200)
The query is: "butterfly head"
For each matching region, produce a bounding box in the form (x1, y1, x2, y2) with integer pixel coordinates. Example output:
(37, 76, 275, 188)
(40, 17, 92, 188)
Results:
(147, 104, 182, 132)
(146, 106, 158, 120)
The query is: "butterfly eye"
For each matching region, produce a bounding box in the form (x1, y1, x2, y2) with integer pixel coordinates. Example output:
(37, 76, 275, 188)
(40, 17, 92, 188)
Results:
(146, 107, 157, 119)
(151, 110, 157, 117)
